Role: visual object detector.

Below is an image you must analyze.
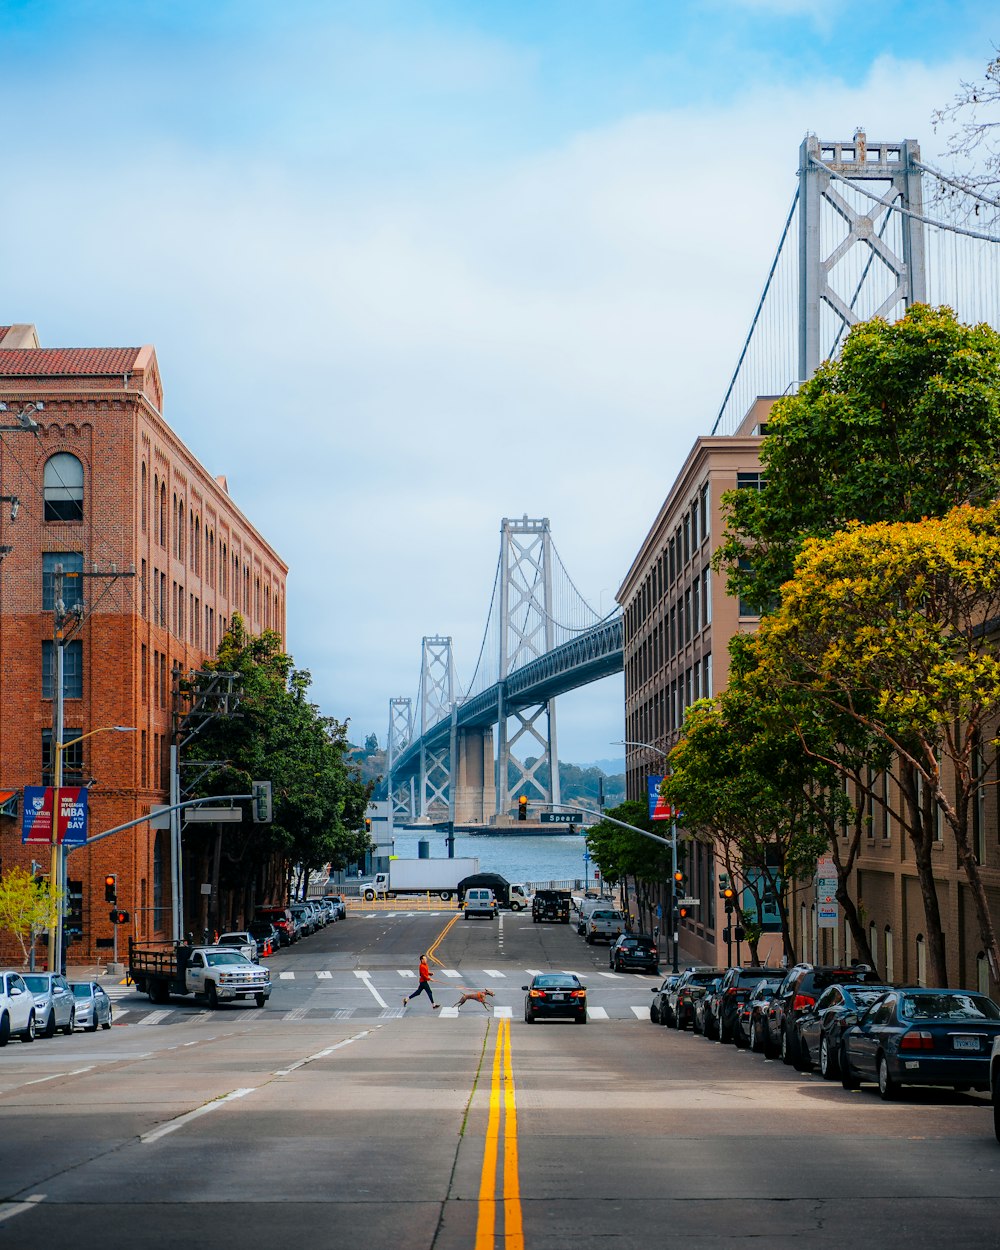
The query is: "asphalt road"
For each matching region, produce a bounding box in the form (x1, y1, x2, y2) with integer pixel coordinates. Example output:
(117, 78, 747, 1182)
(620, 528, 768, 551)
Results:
(1, 911, 998, 1249)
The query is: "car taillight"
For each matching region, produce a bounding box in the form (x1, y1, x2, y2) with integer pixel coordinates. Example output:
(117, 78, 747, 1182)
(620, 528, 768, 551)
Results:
(529, 990, 546, 998)
(725, 987, 738, 997)
(650, 948, 657, 956)
(570, 990, 586, 998)
(899, 1031, 935, 1051)
(792, 994, 815, 1012)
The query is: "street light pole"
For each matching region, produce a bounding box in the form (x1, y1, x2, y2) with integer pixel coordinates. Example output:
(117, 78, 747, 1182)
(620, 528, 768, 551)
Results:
(614, 739, 680, 972)
(46, 724, 135, 973)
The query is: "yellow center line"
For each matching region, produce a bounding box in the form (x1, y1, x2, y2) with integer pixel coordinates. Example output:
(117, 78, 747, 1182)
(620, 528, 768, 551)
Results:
(474, 1019, 524, 1250)
(427, 912, 460, 965)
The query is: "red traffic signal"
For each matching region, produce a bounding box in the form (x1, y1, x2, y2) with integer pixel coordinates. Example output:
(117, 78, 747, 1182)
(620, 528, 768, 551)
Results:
(109, 909, 130, 925)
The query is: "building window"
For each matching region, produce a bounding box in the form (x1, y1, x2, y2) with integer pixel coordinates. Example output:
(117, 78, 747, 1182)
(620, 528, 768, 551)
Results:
(141, 645, 148, 702)
(43, 453, 84, 522)
(159, 482, 167, 548)
(42, 640, 83, 699)
(699, 482, 710, 541)
(702, 567, 711, 626)
(141, 729, 148, 788)
(42, 552, 84, 611)
(41, 728, 83, 784)
(141, 462, 148, 532)
(916, 934, 927, 986)
(704, 652, 712, 697)
(736, 471, 765, 490)
(884, 927, 894, 983)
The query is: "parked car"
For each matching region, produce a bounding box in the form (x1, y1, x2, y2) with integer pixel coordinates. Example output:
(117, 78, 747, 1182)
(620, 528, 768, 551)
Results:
(247, 920, 281, 956)
(289, 903, 314, 936)
(766, 962, 885, 1067)
(716, 966, 780, 1045)
(795, 982, 891, 1078)
(254, 906, 297, 946)
(694, 976, 723, 1037)
(576, 896, 616, 935)
(216, 931, 259, 962)
(305, 901, 327, 928)
(523, 972, 587, 1024)
(991, 1034, 1000, 1144)
(464, 888, 499, 920)
(669, 969, 725, 1031)
(23, 972, 75, 1037)
(68, 981, 113, 1031)
(323, 894, 347, 920)
(743, 979, 783, 1052)
(609, 934, 659, 973)
(650, 974, 682, 1025)
(584, 909, 626, 945)
(840, 988, 1000, 1099)
(532, 889, 571, 924)
(0, 971, 36, 1045)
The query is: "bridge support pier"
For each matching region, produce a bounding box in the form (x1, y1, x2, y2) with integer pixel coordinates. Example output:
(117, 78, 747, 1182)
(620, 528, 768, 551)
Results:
(453, 727, 493, 825)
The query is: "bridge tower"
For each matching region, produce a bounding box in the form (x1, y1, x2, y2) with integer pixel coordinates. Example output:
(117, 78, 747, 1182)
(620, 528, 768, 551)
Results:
(799, 130, 926, 380)
(418, 635, 456, 820)
(386, 696, 415, 822)
(496, 516, 562, 819)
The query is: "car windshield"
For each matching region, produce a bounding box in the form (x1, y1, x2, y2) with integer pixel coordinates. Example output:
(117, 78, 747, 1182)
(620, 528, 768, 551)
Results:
(205, 951, 252, 967)
(593, 911, 622, 921)
(70, 983, 94, 999)
(219, 936, 247, 944)
(848, 988, 887, 1007)
(23, 976, 49, 992)
(535, 975, 580, 989)
(687, 972, 722, 985)
(901, 992, 1000, 1021)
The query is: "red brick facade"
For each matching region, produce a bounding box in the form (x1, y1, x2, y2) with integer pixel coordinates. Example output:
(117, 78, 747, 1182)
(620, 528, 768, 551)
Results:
(0, 325, 287, 965)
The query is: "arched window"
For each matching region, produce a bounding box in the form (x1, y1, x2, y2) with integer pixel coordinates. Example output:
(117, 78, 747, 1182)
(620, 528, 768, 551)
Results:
(159, 482, 166, 547)
(141, 462, 148, 532)
(43, 453, 84, 521)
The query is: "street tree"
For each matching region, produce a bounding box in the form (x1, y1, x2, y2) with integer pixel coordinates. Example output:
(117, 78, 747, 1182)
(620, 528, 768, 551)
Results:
(932, 49, 1000, 226)
(754, 504, 1000, 985)
(585, 801, 672, 933)
(0, 866, 61, 968)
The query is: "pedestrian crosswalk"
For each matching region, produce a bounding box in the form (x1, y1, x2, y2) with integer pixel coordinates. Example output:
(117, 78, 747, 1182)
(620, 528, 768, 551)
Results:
(103, 1002, 654, 1026)
(264, 967, 658, 981)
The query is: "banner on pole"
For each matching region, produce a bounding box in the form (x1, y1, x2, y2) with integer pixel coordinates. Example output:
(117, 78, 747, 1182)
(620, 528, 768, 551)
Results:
(21, 786, 89, 846)
(647, 775, 674, 822)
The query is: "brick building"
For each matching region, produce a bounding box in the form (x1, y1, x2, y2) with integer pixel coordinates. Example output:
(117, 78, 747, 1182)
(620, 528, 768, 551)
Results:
(0, 323, 287, 965)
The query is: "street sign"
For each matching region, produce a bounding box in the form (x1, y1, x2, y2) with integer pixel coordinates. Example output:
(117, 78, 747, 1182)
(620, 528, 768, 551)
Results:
(677, 896, 700, 907)
(818, 902, 839, 929)
(185, 807, 243, 823)
(540, 811, 580, 824)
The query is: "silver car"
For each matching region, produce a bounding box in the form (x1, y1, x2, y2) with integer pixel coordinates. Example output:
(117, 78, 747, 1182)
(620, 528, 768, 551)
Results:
(0, 971, 37, 1045)
(23, 972, 75, 1037)
(69, 981, 113, 1031)
(216, 931, 259, 962)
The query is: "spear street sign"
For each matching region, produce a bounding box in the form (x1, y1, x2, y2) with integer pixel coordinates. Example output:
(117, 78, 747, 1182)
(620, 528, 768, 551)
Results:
(21, 785, 89, 846)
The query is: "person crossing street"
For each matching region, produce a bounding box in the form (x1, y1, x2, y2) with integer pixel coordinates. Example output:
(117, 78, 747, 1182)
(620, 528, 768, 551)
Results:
(403, 954, 440, 1010)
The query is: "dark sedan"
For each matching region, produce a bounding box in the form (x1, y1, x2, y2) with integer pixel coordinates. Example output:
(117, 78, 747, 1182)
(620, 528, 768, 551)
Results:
(746, 979, 782, 1053)
(670, 969, 725, 1032)
(796, 982, 889, 1078)
(650, 974, 681, 1025)
(523, 973, 587, 1024)
(609, 934, 659, 973)
(841, 988, 1000, 1099)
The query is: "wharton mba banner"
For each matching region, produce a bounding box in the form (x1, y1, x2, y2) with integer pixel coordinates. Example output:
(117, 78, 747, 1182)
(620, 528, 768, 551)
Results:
(21, 786, 89, 846)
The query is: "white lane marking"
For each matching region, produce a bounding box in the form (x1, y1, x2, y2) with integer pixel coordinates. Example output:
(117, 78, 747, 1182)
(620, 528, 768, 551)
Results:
(439, 1006, 460, 1017)
(316, 971, 332, 979)
(140, 1087, 256, 1144)
(483, 969, 505, 978)
(273, 1028, 371, 1076)
(279, 971, 295, 980)
(112, 1008, 129, 1021)
(440, 969, 461, 978)
(138, 1010, 170, 1026)
(397, 970, 416, 978)
(283, 1007, 309, 1021)
(355, 970, 388, 1009)
(526, 968, 543, 976)
(588, 1006, 609, 1019)
(18, 1066, 94, 1089)
(630, 1006, 647, 1019)
(599, 972, 623, 979)
(0, 1195, 46, 1225)
(494, 1006, 513, 1018)
(363, 914, 377, 920)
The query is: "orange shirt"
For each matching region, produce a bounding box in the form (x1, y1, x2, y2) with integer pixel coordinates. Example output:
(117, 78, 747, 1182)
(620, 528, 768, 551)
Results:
(419, 959, 431, 983)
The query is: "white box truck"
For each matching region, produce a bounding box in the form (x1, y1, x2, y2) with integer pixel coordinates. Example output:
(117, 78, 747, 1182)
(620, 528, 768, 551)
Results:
(364, 857, 479, 901)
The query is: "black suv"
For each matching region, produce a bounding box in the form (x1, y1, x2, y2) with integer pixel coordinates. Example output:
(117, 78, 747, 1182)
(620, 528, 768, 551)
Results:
(765, 962, 884, 1066)
(609, 934, 659, 973)
(668, 968, 725, 1030)
(716, 966, 781, 1045)
(532, 890, 571, 924)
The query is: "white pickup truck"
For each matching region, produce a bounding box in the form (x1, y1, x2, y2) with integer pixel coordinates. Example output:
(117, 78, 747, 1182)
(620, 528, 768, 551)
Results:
(129, 942, 272, 1008)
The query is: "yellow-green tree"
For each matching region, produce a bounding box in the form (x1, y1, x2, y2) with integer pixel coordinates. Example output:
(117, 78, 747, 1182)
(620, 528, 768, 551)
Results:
(0, 867, 61, 967)
(755, 503, 1000, 986)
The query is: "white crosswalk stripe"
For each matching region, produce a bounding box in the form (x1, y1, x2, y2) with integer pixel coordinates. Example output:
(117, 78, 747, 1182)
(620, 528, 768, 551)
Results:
(138, 1010, 170, 1026)
(482, 969, 505, 978)
(629, 1006, 647, 1019)
(440, 969, 461, 978)
(397, 970, 416, 978)
(316, 971, 332, 979)
(278, 971, 295, 980)
(587, 1006, 609, 1019)
(598, 972, 623, 979)
(494, 1005, 513, 1018)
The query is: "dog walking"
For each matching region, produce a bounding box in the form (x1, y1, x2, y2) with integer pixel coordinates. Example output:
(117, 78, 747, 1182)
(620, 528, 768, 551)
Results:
(454, 987, 495, 1013)
(403, 954, 440, 1010)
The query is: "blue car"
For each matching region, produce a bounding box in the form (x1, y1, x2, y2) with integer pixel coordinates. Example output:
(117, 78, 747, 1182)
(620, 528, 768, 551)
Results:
(840, 988, 1000, 1100)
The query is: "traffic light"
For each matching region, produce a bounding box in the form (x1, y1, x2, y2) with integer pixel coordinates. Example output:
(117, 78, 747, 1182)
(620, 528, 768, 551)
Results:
(723, 886, 735, 914)
(517, 795, 527, 822)
(673, 869, 685, 893)
(679, 906, 689, 920)
(104, 873, 117, 903)
(109, 909, 130, 925)
(364, 817, 372, 834)
(251, 780, 272, 823)
(717, 871, 730, 898)
(567, 823, 576, 835)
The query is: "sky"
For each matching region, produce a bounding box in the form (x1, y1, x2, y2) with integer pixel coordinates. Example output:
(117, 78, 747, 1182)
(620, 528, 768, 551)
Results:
(0, 0, 995, 764)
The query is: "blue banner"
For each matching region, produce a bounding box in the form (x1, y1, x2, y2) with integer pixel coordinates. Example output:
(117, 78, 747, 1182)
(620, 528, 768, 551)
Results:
(647, 775, 673, 822)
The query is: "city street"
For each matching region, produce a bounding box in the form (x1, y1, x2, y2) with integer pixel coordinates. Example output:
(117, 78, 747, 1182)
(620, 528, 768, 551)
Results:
(1, 912, 998, 1249)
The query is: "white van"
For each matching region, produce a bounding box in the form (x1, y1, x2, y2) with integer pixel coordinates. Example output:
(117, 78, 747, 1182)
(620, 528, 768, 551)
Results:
(464, 888, 498, 920)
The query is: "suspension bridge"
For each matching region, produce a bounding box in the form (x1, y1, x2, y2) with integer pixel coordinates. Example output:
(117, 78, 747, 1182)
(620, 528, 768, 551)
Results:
(379, 130, 1000, 827)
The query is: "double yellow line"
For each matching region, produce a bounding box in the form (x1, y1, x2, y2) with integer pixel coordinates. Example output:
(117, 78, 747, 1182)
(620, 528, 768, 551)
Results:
(475, 1018, 523, 1250)
(427, 912, 460, 965)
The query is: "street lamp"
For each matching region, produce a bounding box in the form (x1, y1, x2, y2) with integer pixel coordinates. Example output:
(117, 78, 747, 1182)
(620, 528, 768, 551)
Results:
(0, 400, 44, 430)
(613, 739, 681, 972)
(48, 725, 135, 973)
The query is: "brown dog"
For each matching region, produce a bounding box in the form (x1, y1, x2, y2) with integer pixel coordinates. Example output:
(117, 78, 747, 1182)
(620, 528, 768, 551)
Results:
(454, 988, 496, 1012)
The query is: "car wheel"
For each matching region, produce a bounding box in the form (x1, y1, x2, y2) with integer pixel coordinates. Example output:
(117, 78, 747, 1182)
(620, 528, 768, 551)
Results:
(749, 1020, 761, 1052)
(524, 1006, 533, 1024)
(510, 902, 522, 912)
(439, 892, 452, 901)
(877, 1054, 899, 1101)
(575, 1013, 587, 1024)
(662, 1007, 674, 1027)
(674, 1010, 684, 1031)
(650, 1004, 660, 1024)
(734, 1026, 748, 1050)
(42, 1010, 56, 1039)
(102, 1009, 113, 1030)
(780, 1026, 798, 1067)
(585, 934, 594, 945)
(62, 1010, 75, 1036)
(255, 994, 267, 1008)
(0, 1011, 9, 1048)
(840, 1047, 861, 1090)
(762, 1026, 779, 1060)
(819, 1036, 838, 1079)
(87, 1015, 99, 1032)
(22, 1012, 36, 1043)
(795, 1033, 811, 1072)
(207, 982, 219, 1009)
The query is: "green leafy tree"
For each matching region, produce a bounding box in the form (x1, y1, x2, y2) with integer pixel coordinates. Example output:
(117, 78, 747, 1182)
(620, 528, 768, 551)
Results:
(0, 867, 61, 967)
(754, 504, 1000, 985)
(585, 801, 672, 933)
